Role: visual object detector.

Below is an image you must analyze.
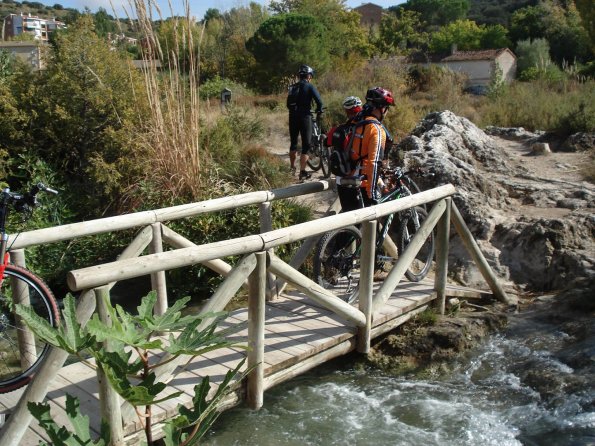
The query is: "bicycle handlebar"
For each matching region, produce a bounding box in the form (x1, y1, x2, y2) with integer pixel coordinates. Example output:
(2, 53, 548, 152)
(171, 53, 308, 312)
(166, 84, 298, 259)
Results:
(1, 182, 58, 214)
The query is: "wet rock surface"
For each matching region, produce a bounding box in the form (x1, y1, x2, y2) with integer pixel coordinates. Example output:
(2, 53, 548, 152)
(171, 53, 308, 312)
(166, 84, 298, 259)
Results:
(368, 304, 508, 376)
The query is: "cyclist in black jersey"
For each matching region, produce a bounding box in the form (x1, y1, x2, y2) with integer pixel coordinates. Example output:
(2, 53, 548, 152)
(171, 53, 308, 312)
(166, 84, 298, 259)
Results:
(287, 64, 323, 181)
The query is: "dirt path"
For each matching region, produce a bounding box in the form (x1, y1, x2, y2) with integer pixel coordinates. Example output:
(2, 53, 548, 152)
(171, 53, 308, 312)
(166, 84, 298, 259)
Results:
(488, 136, 594, 220)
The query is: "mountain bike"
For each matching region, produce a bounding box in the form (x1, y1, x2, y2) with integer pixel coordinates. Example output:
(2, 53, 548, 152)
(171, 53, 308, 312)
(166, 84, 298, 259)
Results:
(306, 112, 330, 178)
(313, 167, 435, 303)
(0, 183, 60, 393)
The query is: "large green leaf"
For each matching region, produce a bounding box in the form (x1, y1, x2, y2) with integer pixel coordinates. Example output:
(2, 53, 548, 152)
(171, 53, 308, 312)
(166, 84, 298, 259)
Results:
(16, 294, 97, 354)
(163, 359, 247, 446)
(28, 395, 109, 446)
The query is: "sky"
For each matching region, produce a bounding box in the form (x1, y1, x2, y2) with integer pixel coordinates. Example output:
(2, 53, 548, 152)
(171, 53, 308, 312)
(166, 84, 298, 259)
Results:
(30, 0, 406, 20)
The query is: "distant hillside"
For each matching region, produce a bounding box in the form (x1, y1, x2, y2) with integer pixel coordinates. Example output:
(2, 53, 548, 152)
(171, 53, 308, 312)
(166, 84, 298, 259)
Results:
(1, 1, 138, 37)
(468, 0, 540, 26)
(0, 0, 76, 22)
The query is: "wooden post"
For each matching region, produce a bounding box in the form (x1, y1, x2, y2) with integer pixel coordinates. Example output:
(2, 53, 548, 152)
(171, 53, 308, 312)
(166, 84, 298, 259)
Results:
(0, 228, 151, 446)
(9, 249, 36, 368)
(95, 286, 124, 445)
(450, 203, 516, 306)
(149, 223, 168, 315)
(259, 202, 277, 301)
(357, 220, 376, 354)
(434, 198, 451, 315)
(247, 252, 266, 409)
(0, 289, 97, 446)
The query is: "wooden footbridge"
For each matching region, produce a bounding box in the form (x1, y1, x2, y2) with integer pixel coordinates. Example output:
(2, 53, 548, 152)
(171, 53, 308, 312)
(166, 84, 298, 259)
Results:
(0, 180, 513, 445)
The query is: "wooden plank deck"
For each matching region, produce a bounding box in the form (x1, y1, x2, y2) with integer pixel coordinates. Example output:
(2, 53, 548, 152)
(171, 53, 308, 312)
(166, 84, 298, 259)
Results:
(0, 280, 487, 445)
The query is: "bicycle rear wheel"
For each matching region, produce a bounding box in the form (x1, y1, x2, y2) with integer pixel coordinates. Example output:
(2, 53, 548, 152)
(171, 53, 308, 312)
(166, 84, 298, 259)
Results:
(313, 226, 361, 304)
(397, 207, 435, 282)
(0, 265, 60, 393)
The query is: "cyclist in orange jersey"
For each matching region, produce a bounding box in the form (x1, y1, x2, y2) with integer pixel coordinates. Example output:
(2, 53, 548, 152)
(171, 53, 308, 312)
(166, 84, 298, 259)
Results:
(336, 87, 394, 212)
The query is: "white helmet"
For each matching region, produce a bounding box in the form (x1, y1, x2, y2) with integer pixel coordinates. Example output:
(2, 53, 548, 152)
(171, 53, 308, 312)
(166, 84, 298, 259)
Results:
(342, 96, 363, 110)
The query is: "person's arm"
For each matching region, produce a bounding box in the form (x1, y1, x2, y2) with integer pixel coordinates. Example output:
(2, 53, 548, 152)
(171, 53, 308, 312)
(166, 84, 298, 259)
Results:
(311, 84, 323, 113)
(363, 123, 384, 200)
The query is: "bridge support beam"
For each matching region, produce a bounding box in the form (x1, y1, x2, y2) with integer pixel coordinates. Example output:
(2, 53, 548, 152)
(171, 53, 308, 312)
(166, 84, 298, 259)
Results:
(150, 223, 168, 316)
(95, 286, 124, 445)
(434, 197, 451, 315)
(247, 251, 267, 409)
(450, 203, 516, 306)
(259, 202, 277, 301)
(357, 220, 376, 354)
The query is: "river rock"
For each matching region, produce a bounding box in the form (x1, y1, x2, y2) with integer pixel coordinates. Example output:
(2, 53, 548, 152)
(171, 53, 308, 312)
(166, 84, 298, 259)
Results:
(484, 126, 543, 140)
(560, 132, 595, 152)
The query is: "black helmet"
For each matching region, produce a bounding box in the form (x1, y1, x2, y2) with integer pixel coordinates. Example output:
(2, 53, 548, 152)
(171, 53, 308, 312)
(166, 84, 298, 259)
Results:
(365, 87, 395, 108)
(298, 64, 314, 78)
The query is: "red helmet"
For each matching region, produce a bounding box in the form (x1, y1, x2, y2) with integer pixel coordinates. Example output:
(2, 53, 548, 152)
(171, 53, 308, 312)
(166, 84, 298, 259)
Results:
(365, 87, 394, 108)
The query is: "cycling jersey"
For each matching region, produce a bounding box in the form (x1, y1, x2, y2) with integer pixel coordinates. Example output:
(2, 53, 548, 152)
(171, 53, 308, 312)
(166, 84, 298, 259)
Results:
(349, 116, 386, 200)
(287, 79, 323, 115)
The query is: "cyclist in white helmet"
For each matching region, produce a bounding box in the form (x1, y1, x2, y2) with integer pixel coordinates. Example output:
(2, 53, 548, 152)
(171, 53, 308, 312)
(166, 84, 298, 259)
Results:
(342, 96, 363, 121)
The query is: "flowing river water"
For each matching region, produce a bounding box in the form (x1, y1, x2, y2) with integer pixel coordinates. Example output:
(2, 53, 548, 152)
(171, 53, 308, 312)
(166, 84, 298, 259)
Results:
(203, 299, 595, 445)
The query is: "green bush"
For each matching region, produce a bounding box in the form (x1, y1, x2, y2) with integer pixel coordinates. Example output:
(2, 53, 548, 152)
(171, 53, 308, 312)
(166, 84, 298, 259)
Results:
(199, 75, 252, 100)
(477, 79, 595, 132)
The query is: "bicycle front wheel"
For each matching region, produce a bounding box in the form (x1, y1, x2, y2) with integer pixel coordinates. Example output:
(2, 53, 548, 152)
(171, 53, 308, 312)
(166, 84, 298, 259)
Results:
(321, 147, 330, 178)
(397, 207, 435, 282)
(0, 265, 60, 393)
(307, 142, 322, 171)
(313, 226, 362, 303)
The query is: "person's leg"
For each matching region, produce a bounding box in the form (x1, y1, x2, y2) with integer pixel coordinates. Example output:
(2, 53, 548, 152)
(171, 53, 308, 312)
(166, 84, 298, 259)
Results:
(338, 185, 364, 213)
(299, 114, 313, 178)
(288, 114, 299, 173)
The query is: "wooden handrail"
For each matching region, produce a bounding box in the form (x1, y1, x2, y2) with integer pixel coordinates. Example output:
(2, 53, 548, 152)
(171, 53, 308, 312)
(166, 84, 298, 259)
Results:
(8, 180, 333, 249)
(67, 185, 457, 291)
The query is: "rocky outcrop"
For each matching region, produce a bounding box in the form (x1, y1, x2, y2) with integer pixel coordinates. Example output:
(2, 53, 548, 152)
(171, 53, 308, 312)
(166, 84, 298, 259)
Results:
(396, 110, 595, 292)
(368, 306, 508, 375)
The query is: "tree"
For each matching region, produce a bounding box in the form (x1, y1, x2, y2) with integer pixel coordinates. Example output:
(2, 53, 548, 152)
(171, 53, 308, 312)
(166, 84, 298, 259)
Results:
(203, 7, 222, 22)
(267, 0, 372, 60)
(246, 13, 330, 92)
(480, 24, 511, 49)
(376, 9, 429, 55)
(510, 2, 592, 67)
(541, 1, 591, 65)
(575, 0, 595, 53)
(0, 50, 13, 82)
(93, 7, 118, 38)
(509, 5, 547, 45)
(156, 17, 201, 72)
(515, 37, 558, 77)
(400, 0, 470, 28)
(200, 3, 269, 82)
(30, 16, 148, 218)
(429, 19, 483, 53)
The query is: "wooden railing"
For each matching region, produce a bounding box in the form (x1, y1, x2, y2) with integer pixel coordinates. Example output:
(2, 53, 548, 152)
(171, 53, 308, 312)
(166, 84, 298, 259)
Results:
(0, 181, 514, 446)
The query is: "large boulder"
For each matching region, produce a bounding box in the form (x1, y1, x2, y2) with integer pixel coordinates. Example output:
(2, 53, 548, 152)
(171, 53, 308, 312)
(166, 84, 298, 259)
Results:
(395, 111, 595, 292)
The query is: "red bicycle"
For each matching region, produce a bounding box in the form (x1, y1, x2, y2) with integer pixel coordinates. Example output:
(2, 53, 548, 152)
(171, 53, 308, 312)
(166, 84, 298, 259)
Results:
(0, 183, 60, 393)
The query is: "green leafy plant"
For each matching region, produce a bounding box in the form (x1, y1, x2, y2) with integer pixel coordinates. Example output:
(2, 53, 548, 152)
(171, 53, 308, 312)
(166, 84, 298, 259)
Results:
(16, 292, 246, 445)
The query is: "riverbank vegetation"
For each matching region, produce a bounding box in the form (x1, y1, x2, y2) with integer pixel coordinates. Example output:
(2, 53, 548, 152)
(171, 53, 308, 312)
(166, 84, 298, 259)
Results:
(0, 0, 592, 295)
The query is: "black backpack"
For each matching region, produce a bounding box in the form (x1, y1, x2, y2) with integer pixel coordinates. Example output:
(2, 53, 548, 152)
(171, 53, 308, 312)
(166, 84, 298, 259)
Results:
(287, 83, 301, 110)
(327, 119, 380, 176)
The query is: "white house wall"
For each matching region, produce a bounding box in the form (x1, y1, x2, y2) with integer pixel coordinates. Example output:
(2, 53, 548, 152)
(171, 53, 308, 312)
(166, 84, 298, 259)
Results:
(496, 52, 517, 83)
(439, 60, 492, 86)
